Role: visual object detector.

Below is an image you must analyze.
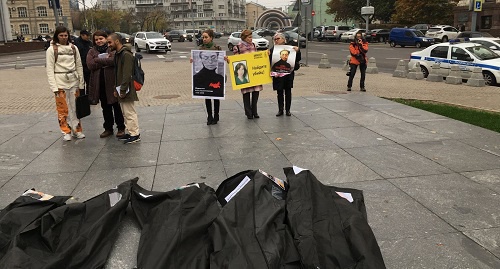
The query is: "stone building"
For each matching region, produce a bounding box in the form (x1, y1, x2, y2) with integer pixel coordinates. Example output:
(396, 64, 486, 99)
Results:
(454, 0, 500, 36)
(6, 0, 73, 40)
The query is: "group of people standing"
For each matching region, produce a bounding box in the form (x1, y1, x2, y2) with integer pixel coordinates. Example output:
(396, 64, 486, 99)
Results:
(46, 26, 141, 144)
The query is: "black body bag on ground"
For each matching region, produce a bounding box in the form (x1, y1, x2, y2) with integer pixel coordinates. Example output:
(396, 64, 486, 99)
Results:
(284, 167, 386, 269)
(130, 181, 220, 269)
(0, 179, 135, 269)
(210, 170, 302, 269)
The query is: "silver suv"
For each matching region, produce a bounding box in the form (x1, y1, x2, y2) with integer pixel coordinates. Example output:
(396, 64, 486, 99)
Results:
(324, 26, 352, 41)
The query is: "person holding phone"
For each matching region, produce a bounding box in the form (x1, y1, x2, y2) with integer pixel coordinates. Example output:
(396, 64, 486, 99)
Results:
(347, 31, 369, 92)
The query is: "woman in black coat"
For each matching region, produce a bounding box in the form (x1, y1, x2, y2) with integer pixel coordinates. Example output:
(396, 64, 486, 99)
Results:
(269, 33, 301, 116)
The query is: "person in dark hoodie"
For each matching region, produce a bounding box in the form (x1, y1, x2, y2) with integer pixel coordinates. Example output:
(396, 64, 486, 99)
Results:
(73, 30, 93, 89)
(191, 29, 225, 125)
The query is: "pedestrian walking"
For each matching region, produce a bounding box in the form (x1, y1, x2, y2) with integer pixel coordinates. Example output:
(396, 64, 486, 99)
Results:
(191, 29, 223, 125)
(269, 33, 301, 117)
(73, 30, 93, 89)
(46, 26, 86, 141)
(347, 31, 369, 92)
(87, 30, 126, 138)
(232, 30, 263, 119)
(107, 33, 141, 144)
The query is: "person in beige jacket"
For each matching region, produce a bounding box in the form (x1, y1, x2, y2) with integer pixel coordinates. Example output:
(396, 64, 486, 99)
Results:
(46, 26, 86, 141)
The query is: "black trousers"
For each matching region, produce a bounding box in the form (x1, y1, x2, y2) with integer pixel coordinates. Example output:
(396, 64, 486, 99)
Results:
(99, 84, 125, 131)
(242, 91, 259, 117)
(347, 63, 367, 88)
(277, 88, 292, 112)
(205, 99, 220, 119)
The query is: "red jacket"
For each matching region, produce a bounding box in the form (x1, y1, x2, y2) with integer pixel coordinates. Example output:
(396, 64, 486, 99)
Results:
(349, 40, 369, 65)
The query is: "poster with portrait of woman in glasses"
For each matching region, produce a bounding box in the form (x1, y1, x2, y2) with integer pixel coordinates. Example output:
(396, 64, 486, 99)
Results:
(192, 50, 226, 100)
(270, 45, 296, 76)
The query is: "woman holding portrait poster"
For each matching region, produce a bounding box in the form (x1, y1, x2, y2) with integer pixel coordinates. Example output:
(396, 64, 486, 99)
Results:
(233, 30, 263, 119)
(269, 33, 301, 117)
(191, 29, 223, 125)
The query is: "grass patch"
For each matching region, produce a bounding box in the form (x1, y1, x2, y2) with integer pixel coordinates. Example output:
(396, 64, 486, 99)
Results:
(390, 99, 500, 133)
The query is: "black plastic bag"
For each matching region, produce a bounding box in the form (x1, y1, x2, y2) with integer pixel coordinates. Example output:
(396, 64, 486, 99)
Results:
(76, 88, 91, 119)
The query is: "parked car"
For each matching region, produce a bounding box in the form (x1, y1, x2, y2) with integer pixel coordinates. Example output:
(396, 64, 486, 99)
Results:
(129, 32, 137, 44)
(313, 26, 328, 41)
(469, 37, 500, 51)
(115, 32, 131, 43)
(134, 32, 172, 53)
(408, 41, 500, 85)
(214, 32, 223, 38)
(410, 24, 431, 35)
(456, 31, 493, 38)
(340, 29, 365, 42)
(389, 28, 434, 48)
(279, 26, 298, 33)
(257, 29, 276, 37)
(165, 30, 191, 42)
(283, 31, 306, 48)
(227, 31, 269, 51)
(186, 29, 202, 39)
(425, 25, 460, 42)
(366, 29, 390, 43)
(324, 25, 352, 41)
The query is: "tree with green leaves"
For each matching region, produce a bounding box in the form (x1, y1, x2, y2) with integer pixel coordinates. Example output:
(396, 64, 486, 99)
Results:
(391, 0, 460, 25)
(325, 0, 395, 23)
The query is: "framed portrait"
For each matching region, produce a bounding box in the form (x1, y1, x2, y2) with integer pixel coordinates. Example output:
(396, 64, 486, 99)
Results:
(270, 45, 296, 76)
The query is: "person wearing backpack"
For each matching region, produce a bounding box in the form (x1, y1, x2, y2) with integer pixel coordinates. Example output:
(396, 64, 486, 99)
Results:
(190, 29, 224, 125)
(233, 30, 263, 119)
(46, 26, 86, 141)
(107, 32, 141, 144)
(87, 30, 126, 139)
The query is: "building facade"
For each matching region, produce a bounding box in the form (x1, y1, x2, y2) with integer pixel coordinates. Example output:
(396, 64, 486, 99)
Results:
(6, 0, 73, 40)
(97, 0, 247, 33)
(455, 0, 500, 36)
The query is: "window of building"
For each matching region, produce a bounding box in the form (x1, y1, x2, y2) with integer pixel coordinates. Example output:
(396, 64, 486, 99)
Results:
(218, 13, 225, 16)
(37, 6, 48, 17)
(20, 24, 30, 35)
(219, 5, 224, 9)
(175, 23, 180, 26)
(8, 9, 12, 18)
(58, 8, 63, 16)
(481, 16, 492, 29)
(18, 7, 27, 18)
(39, 23, 49, 33)
(198, 13, 203, 17)
(200, 21, 204, 25)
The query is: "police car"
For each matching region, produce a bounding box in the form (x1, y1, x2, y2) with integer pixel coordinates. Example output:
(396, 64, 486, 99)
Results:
(408, 39, 500, 85)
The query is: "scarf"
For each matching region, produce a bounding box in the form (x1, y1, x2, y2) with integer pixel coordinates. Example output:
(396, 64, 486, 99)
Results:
(201, 41, 214, 49)
(96, 44, 108, 53)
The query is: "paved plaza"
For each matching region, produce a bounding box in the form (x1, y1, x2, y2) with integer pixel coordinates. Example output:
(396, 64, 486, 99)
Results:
(0, 58, 499, 268)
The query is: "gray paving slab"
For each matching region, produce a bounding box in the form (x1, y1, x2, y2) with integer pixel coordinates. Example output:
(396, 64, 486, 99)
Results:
(459, 135, 500, 157)
(0, 131, 19, 145)
(336, 180, 455, 241)
(404, 140, 500, 172)
(253, 117, 314, 134)
(164, 111, 209, 126)
(209, 118, 263, 138)
(89, 141, 160, 172)
(340, 110, 405, 126)
(390, 173, 500, 231)
(161, 123, 213, 141)
(219, 99, 244, 110)
(365, 122, 451, 144)
(415, 119, 499, 140)
(157, 138, 221, 165)
(136, 119, 164, 143)
(345, 145, 452, 178)
(0, 175, 12, 188)
(317, 100, 373, 113)
(304, 96, 350, 103)
(0, 172, 85, 208)
(377, 107, 449, 123)
(318, 127, 396, 148)
(294, 112, 359, 129)
(166, 103, 206, 114)
(222, 155, 291, 180)
(218, 139, 281, 160)
(105, 208, 141, 269)
(72, 166, 156, 202)
(461, 169, 500, 193)
(153, 160, 227, 190)
(463, 227, 500, 258)
(379, 233, 500, 268)
(288, 98, 334, 115)
(266, 129, 341, 156)
(285, 150, 381, 184)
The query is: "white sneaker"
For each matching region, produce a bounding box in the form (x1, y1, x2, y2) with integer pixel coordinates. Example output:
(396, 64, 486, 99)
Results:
(74, 132, 86, 139)
(63, 133, 72, 141)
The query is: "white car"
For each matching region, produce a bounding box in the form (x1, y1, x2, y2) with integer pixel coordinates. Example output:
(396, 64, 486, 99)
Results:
(340, 29, 365, 42)
(425, 25, 460, 42)
(134, 32, 172, 53)
(469, 37, 500, 51)
(227, 32, 269, 51)
(409, 41, 500, 85)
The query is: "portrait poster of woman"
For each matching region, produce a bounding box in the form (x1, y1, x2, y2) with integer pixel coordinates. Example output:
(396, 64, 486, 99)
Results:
(233, 61, 250, 86)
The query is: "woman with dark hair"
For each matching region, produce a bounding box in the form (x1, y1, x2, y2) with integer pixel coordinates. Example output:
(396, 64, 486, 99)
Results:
(46, 25, 85, 141)
(233, 29, 263, 119)
(190, 29, 224, 125)
(234, 63, 249, 85)
(347, 30, 369, 92)
(87, 30, 125, 138)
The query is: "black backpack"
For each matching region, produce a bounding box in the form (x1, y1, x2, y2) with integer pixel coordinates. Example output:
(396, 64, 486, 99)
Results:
(132, 53, 145, 91)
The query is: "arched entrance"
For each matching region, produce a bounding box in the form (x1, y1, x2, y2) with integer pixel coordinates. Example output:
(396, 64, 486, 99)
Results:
(255, 10, 292, 30)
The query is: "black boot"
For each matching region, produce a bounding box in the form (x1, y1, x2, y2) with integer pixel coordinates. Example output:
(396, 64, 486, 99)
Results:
(207, 116, 213, 125)
(213, 100, 220, 124)
(243, 93, 253, 119)
(252, 91, 260, 118)
(205, 99, 214, 125)
(213, 113, 219, 124)
(276, 110, 284, 117)
(286, 111, 292, 116)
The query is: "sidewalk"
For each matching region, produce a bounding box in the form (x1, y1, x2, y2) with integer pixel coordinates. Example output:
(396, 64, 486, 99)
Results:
(0, 59, 499, 268)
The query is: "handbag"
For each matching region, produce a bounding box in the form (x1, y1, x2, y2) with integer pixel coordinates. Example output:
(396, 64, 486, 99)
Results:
(76, 87, 91, 119)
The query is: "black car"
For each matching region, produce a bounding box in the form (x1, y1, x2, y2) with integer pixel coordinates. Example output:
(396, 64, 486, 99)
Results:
(214, 32, 223, 38)
(283, 31, 306, 48)
(456, 31, 493, 38)
(165, 30, 191, 42)
(258, 29, 276, 37)
(366, 29, 390, 43)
